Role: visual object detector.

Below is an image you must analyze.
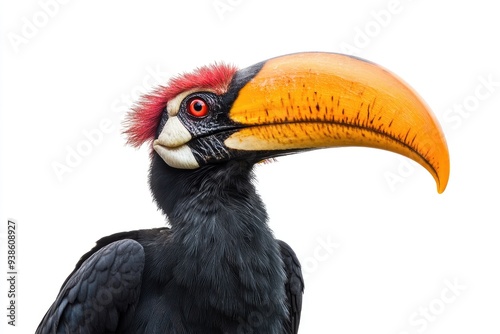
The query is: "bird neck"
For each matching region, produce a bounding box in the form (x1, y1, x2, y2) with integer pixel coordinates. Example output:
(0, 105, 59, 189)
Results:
(148, 154, 288, 332)
(148, 154, 287, 328)
(149, 154, 284, 264)
(149, 154, 269, 231)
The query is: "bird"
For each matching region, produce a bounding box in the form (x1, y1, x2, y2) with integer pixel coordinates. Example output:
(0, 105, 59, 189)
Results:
(36, 52, 450, 333)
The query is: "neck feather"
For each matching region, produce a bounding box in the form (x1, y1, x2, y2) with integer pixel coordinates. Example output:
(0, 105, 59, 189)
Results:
(148, 155, 288, 330)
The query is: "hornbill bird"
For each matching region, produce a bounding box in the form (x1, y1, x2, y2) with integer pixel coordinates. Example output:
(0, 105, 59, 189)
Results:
(36, 52, 449, 333)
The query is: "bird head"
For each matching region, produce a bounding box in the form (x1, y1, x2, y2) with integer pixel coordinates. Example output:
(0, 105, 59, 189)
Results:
(125, 52, 449, 193)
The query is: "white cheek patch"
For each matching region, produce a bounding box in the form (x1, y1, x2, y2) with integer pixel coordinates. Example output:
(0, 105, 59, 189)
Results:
(153, 144, 199, 169)
(153, 115, 198, 169)
(157, 116, 192, 148)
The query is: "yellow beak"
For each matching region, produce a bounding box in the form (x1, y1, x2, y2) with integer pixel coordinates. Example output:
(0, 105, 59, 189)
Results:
(225, 53, 449, 193)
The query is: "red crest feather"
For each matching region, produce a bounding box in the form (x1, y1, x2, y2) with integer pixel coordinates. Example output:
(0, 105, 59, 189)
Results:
(124, 63, 238, 147)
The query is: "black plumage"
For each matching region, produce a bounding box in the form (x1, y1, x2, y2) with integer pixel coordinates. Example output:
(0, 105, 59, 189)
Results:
(37, 156, 303, 333)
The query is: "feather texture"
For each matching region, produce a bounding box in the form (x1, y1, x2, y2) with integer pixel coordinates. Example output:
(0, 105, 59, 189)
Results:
(124, 63, 237, 147)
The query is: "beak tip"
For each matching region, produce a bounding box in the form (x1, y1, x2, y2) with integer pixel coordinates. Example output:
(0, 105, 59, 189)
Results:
(437, 174, 450, 194)
(436, 163, 450, 194)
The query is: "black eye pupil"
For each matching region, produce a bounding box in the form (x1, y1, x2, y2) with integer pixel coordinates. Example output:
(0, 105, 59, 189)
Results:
(194, 101, 203, 111)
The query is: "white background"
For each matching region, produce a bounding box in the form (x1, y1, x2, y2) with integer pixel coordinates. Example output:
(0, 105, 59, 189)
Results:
(1, 1, 499, 333)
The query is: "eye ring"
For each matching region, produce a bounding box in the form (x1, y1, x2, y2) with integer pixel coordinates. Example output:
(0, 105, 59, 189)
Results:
(187, 97, 209, 118)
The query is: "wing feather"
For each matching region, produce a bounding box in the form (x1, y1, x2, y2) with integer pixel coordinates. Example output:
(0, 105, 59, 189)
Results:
(36, 239, 145, 334)
(278, 240, 304, 334)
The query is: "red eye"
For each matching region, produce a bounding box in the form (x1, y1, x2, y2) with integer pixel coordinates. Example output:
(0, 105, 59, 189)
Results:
(187, 98, 209, 117)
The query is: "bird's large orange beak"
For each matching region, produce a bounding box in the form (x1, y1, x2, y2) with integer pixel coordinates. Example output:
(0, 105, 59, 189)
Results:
(226, 53, 450, 193)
